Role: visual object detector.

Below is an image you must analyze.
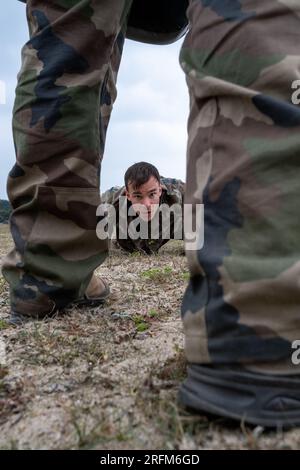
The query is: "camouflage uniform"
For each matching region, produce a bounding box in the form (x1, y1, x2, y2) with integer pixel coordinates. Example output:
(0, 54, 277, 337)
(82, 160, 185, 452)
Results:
(3, 0, 133, 318)
(6, 0, 300, 423)
(101, 177, 185, 254)
(180, 0, 300, 375)
(5, 1, 300, 382)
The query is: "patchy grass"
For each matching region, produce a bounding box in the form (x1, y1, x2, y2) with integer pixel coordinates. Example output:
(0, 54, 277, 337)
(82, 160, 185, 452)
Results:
(148, 309, 159, 319)
(132, 315, 149, 332)
(140, 266, 174, 282)
(1, 224, 300, 449)
(0, 320, 9, 330)
(181, 271, 190, 281)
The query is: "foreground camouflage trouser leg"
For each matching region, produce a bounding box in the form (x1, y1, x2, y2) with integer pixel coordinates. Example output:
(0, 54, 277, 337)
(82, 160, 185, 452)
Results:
(181, 0, 300, 372)
(2, 0, 132, 317)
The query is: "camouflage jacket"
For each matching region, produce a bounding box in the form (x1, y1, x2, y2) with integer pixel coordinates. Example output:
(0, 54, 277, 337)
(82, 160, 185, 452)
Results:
(18, 0, 189, 45)
(101, 177, 185, 254)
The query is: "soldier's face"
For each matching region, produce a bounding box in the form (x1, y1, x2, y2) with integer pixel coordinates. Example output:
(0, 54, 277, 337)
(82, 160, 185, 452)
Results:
(126, 176, 162, 221)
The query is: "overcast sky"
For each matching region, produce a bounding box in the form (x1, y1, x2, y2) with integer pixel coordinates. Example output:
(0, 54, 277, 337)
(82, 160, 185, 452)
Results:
(0, 2, 189, 199)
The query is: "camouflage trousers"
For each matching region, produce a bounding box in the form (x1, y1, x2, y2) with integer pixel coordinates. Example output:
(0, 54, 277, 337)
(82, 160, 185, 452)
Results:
(4, 0, 300, 373)
(2, 0, 132, 317)
(181, 0, 300, 372)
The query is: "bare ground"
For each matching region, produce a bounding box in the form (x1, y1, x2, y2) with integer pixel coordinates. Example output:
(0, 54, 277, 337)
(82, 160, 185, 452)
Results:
(0, 224, 300, 450)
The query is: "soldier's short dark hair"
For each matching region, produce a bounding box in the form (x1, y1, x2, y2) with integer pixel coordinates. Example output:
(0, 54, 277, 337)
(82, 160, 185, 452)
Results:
(124, 162, 161, 190)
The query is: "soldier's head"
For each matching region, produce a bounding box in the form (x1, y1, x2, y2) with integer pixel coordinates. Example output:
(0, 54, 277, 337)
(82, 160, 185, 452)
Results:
(125, 162, 162, 221)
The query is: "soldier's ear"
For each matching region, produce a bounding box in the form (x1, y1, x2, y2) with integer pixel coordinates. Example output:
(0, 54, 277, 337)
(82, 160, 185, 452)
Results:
(125, 189, 131, 201)
(158, 184, 162, 196)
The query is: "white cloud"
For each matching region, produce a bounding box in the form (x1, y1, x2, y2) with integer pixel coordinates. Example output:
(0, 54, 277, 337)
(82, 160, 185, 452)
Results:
(101, 39, 189, 191)
(0, 81, 6, 105)
(116, 77, 188, 123)
(101, 119, 187, 191)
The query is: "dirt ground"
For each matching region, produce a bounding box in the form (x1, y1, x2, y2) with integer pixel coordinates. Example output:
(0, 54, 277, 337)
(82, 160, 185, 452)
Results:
(0, 224, 300, 450)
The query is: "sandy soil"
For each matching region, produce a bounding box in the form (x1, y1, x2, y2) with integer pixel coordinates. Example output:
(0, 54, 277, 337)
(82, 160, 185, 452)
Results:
(0, 224, 299, 450)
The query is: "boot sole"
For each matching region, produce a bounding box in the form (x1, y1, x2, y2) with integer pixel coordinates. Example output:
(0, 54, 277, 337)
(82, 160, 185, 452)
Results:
(178, 364, 300, 428)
